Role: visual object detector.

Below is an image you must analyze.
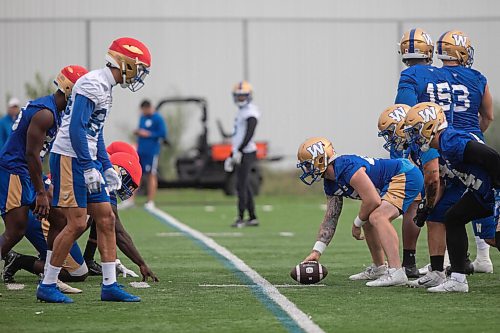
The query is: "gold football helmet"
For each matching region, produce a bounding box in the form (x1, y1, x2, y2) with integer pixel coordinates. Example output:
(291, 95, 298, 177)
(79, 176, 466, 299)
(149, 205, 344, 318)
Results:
(297, 137, 336, 185)
(436, 30, 474, 67)
(54, 65, 88, 100)
(404, 102, 448, 152)
(398, 28, 434, 66)
(378, 104, 410, 152)
(232, 81, 253, 107)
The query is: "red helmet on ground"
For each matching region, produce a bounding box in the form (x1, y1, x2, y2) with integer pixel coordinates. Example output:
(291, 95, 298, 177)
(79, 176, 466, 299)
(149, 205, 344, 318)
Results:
(105, 37, 151, 92)
(54, 65, 88, 100)
(110, 152, 142, 201)
(106, 141, 139, 161)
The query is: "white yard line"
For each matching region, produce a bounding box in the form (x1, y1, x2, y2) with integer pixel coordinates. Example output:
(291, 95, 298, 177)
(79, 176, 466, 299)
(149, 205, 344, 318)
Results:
(199, 284, 326, 288)
(147, 206, 325, 333)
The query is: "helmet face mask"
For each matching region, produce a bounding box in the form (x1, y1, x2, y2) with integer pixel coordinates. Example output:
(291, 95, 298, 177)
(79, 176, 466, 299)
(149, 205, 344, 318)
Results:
(114, 165, 138, 200)
(378, 125, 406, 152)
(404, 123, 430, 152)
(232, 81, 253, 107)
(297, 159, 323, 185)
(378, 104, 409, 152)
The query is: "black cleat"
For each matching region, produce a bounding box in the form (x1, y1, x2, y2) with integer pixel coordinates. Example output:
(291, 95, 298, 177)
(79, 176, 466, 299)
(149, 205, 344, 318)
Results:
(2, 251, 22, 283)
(404, 264, 420, 278)
(446, 253, 474, 276)
(86, 259, 102, 276)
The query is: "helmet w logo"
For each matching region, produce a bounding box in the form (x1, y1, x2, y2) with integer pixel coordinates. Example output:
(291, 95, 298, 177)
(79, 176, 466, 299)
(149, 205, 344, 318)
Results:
(421, 33, 433, 45)
(306, 142, 325, 159)
(418, 106, 437, 122)
(452, 34, 467, 47)
(388, 107, 407, 122)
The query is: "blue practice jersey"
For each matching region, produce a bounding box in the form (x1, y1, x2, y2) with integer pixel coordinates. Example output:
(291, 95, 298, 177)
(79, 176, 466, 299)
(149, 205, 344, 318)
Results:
(137, 113, 167, 156)
(0, 95, 59, 176)
(438, 127, 482, 166)
(441, 66, 486, 135)
(324, 155, 406, 198)
(395, 64, 452, 109)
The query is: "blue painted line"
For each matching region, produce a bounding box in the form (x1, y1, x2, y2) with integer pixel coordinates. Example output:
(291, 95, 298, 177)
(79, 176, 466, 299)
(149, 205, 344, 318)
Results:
(148, 209, 305, 333)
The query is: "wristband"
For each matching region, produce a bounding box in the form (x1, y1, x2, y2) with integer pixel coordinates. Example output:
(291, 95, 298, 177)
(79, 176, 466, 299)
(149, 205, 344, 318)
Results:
(353, 216, 367, 228)
(312, 241, 327, 254)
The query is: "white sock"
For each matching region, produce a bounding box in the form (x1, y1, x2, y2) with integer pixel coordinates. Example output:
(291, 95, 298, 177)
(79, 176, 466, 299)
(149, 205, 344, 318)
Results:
(451, 272, 466, 283)
(42, 264, 61, 285)
(443, 249, 450, 267)
(102, 262, 117, 286)
(475, 237, 490, 259)
(44, 250, 53, 276)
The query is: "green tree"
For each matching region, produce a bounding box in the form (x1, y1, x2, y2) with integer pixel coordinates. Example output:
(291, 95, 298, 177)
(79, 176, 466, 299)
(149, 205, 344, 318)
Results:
(25, 72, 53, 100)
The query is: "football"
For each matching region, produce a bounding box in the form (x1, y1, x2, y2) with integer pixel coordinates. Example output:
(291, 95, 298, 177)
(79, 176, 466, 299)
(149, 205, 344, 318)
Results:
(290, 261, 328, 284)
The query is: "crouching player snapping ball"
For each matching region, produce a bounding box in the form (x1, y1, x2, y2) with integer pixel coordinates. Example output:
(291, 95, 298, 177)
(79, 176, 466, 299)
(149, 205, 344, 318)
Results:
(298, 138, 423, 287)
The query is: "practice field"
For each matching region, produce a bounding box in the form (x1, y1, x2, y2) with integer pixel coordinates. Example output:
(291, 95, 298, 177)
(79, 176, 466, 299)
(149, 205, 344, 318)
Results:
(1, 189, 499, 333)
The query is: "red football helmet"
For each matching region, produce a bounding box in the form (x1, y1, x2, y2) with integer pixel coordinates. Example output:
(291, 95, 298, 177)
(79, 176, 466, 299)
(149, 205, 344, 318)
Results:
(54, 65, 88, 100)
(106, 141, 139, 161)
(105, 37, 151, 92)
(110, 152, 142, 200)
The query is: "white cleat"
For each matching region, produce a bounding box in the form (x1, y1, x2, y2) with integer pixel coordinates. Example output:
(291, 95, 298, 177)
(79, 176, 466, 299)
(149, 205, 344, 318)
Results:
(472, 258, 493, 273)
(349, 263, 387, 281)
(57, 280, 82, 294)
(427, 277, 468, 293)
(408, 269, 446, 288)
(366, 267, 408, 287)
(144, 201, 156, 210)
(418, 264, 430, 276)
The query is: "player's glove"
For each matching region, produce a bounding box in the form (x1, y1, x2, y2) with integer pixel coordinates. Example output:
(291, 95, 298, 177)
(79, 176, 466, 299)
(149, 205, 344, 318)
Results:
(232, 151, 243, 165)
(224, 157, 234, 173)
(414, 198, 432, 228)
(104, 167, 122, 191)
(84, 168, 105, 194)
(115, 259, 139, 278)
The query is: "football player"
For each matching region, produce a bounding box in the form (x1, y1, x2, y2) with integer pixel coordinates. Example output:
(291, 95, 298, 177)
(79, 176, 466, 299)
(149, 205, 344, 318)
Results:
(38, 37, 151, 303)
(378, 104, 447, 287)
(394, 28, 451, 277)
(0, 65, 88, 270)
(84, 143, 159, 282)
(405, 102, 500, 292)
(224, 81, 260, 227)
(298, 137, 423, 287)
(436, 30, 495, 273)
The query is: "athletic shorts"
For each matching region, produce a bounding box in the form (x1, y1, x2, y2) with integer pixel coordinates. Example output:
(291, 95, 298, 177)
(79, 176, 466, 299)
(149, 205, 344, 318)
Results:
(50, 153, 110, 208)
(0, 167, 35, 216)
(138, 152, 159, 175)
(381, 161, 424, 214)
(428, 183, 496, 239)
(24, 211, 88, 276)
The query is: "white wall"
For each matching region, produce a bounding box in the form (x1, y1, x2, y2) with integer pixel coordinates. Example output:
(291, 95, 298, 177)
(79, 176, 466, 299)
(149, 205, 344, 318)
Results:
(1, 0, 499, 168)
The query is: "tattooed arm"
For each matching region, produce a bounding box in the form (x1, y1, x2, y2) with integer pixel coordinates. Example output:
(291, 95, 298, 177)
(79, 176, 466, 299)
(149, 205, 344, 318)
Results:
(423, 158, 440, 208)
(302, 195, 343, 262)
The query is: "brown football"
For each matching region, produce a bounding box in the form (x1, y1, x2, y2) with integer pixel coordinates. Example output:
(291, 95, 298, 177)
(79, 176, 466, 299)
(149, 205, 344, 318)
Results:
(290, 261, 328, 284)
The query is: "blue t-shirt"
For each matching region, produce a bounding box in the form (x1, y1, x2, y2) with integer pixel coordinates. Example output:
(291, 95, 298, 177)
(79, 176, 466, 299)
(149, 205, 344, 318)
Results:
(441, 66, 487, 135)
(324, 155, 406, 198)
(137, 113, 167, 156)
(0, 114, 14, 149)
(395, 64, 452, 110)
(0, 95, 59, 176)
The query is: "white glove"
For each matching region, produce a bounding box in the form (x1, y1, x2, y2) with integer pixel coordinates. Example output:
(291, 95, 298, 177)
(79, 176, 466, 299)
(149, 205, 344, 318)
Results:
(232, 151, 242, 165)
(224, 157, 234, 173)
(104, 168, 122, 191)
(115, 259, 139, 278)
(84, 168, 105, 193)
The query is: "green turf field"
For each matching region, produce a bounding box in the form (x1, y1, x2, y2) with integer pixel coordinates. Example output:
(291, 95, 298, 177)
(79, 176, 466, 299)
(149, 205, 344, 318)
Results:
(1, 189, 499, 333)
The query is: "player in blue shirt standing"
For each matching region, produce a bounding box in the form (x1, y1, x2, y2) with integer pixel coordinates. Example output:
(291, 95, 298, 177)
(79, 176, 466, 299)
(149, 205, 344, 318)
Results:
(436, 30, 495, 273)
(394, 28, 450, 278)
(405, 102, 500, 292)
(133, 100, 167, 209)
(0, 65, 87, 271)
(298, 137, 423, 287)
